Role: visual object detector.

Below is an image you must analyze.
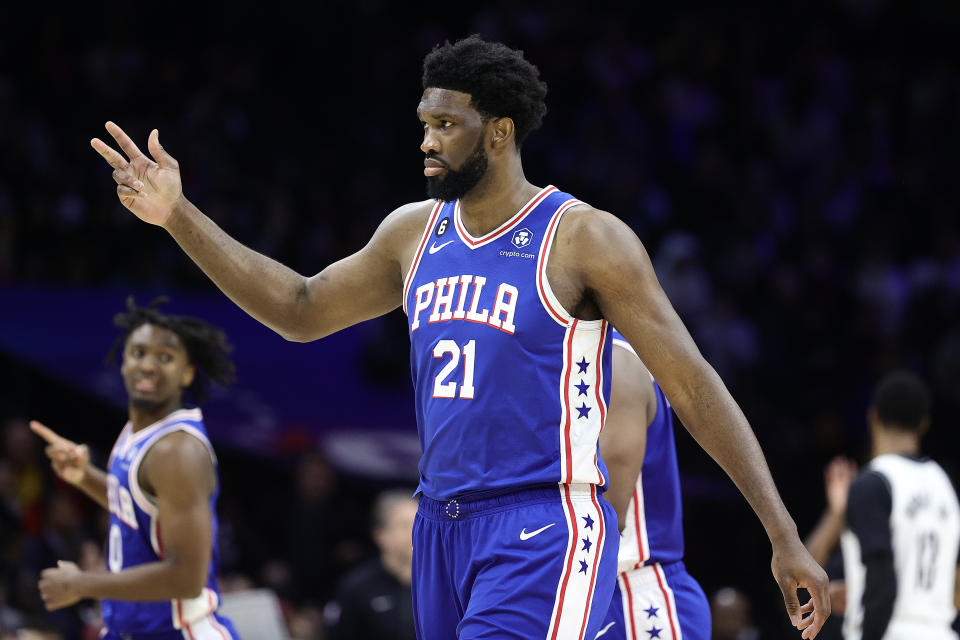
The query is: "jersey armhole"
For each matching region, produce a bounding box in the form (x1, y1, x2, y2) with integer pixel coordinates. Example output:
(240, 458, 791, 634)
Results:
(535, 200, 605, 328)
(401, 200, 445, 315)
(128, 424, 218, 517)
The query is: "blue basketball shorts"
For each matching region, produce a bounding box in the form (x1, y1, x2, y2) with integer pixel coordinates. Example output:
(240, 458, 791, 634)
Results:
(412, 484, 619, 640)
(99, 613, 241, 640)
(596, 561, 710, 640)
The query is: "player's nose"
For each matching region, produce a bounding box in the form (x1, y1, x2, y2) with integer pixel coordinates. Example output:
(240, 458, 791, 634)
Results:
(421, 129, 441, 155)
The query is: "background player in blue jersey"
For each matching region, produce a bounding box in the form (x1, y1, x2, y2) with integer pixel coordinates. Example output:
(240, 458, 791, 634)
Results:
(90, 35, 828, 638)
(597, 330, 710, 640)
(31, 298, 240, 639)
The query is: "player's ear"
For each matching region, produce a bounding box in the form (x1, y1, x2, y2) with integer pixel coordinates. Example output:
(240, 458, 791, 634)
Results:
(489, 117, 515, 149)
(181, 364, 196, 389)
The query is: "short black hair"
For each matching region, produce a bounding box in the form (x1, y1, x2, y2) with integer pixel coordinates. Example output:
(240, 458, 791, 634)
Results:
(422, 34, 547, 148)
(871, 370, 931, 431)
(108, 296, 236, 404)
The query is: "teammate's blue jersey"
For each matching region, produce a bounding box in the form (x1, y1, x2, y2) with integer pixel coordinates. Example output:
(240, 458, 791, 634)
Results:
(611, 331, 685, 568)
(404, 186, 613, 500)
(101, 408, 228, 635)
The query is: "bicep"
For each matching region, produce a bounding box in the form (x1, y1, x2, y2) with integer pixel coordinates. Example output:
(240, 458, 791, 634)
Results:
(846, 472, 893, 559)
(573, 211, 712, 406)
(299, 203, 431, 340)
(145, 436, 215, 572)
(600, 345, 654, 530)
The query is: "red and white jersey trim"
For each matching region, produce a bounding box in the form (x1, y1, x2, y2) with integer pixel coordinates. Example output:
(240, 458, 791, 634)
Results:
(454, 185, 558, 248)
(618, 484, 651, 572)
(616, 563, 683, 640)
(546, 484, 608, 640)
(535, 198, 601, 328)
(173, 587, 221, 633)
(558, 320, 609, 487)
(402, 200, 446, 315)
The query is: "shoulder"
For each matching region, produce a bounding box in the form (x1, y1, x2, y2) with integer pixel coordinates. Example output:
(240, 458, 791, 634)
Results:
(377, 200, 438, 239)
(140, 428, 215, 496)
(847, 469, 892, 520)
(554, 204, 634, 247)
(367, 199, 440, 265)
(551, 203, 651, 275)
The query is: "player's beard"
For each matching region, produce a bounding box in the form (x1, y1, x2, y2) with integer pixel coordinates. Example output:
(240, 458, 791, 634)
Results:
(426, 138, 489, 202)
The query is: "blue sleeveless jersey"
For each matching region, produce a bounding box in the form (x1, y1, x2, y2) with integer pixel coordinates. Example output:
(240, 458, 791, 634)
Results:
(403, 186, 612, 500)
(101, 408, 229, 634)
(611, 330, 685, 569)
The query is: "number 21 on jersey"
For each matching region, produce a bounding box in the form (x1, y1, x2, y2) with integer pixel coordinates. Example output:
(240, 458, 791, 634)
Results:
(433, 339, 476, 399)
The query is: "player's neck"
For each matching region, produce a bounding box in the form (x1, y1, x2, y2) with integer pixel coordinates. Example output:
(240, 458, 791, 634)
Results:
(128, 398, 185, 432)
(458, 158, 539, 237)
(872, 429, 921, 459)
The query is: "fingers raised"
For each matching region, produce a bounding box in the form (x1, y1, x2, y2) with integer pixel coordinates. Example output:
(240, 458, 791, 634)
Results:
(30, 420, 64, 445)
(147, 129, 178, 170)
(90, 137, 129, 170)
(105, 121, 145, 161)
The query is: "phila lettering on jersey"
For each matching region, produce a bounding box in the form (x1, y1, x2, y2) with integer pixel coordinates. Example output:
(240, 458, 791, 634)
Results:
(403, 186, 613, 500)
(610, 331, 685, 573)
(102, 408, 231, 637)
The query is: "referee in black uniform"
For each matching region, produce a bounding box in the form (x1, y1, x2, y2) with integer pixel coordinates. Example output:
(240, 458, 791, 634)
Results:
(325, 490, 418, 640)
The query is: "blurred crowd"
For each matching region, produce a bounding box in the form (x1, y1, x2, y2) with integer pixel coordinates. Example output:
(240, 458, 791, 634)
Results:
(2, 1, 959, 637)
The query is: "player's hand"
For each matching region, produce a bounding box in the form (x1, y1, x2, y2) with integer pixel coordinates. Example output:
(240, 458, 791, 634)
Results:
(30, 420, 89, 486)
(828, 579, 846, 616)
(825, 456, 857, 515)
(38, 560, 84, 610)
(772, 536, 831, 639)
(91, 122, 182, 227)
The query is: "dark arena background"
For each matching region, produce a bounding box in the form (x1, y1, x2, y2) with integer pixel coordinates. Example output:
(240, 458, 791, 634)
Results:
(2, 2, 959, 638)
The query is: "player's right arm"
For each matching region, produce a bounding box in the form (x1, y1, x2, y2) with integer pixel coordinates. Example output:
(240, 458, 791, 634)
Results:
(599, 343, 657, 532)
(29, 421, 110, 511)
(91, 122, 430, 342)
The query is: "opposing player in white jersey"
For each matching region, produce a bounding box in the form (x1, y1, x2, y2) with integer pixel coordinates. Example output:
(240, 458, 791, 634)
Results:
(837, 371, 960, 640)
(32, 298, 240, 639)
(90, 35, 828, 638)
(596, 330, 710, 640)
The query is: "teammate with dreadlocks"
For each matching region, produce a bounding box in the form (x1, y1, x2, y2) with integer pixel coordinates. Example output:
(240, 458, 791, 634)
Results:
(91, 35, 828, 638)
(30, 297, 240, 639)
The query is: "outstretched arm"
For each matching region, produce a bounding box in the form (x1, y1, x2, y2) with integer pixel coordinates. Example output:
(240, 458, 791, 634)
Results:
(561, 208, 829, 638)
(91, 122, 427, 342)
(30, 421, 109, 511)
(39, 432, 217, 608)
(599, 343, 657, 531)
(805, 457, 857, 565)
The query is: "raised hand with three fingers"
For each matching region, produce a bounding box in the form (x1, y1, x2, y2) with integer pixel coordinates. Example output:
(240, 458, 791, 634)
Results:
(90, 122, 182, 227)
(30, 420, 89, 486)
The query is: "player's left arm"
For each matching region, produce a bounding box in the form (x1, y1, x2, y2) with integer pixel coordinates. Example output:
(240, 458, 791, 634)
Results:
(560, 207, 829, 638)
(846, 471, 895, 640)
(38, 431, 215, 609)
(599, 344, 655, 532)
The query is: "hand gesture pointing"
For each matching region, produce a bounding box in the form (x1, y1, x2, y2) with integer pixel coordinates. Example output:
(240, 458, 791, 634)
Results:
(91, 122, 181, 227)
(30, 420, 90, 486)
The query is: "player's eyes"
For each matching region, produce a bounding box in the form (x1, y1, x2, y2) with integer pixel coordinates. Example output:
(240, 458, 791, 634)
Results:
(441, 121, 453, 129)
(159, 353, 173, 363)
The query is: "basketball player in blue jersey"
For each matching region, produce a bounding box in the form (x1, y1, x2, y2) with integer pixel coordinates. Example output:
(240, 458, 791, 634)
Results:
(31, 298, 240, 639)
(596, 330, 710, 640)
(90, 35, 828, 639)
